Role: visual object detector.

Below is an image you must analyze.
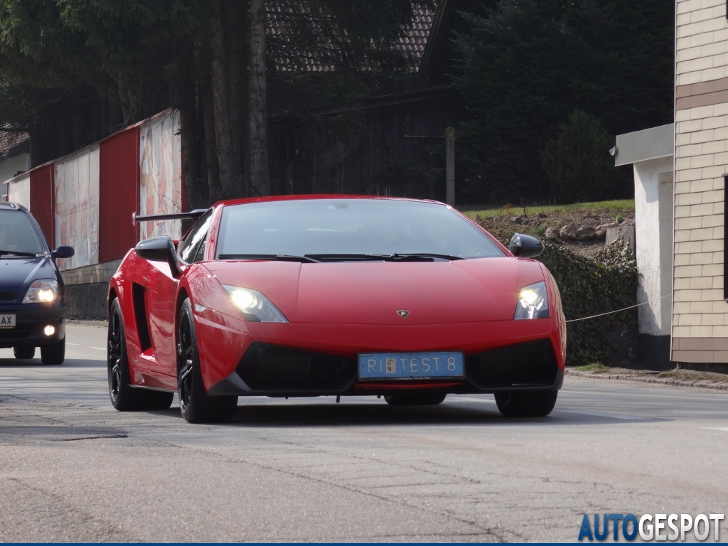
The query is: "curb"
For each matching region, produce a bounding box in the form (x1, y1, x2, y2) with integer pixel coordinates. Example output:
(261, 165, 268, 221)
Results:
(565, 369, 728, 391)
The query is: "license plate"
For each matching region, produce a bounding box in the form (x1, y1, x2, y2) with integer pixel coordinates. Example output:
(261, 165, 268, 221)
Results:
(0, 314, 16, 329)
(358, 352, 464, 380)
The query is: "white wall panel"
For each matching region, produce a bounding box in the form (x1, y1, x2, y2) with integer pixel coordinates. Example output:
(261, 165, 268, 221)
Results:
(54, 146, 100, 270)
(139, 110, 183, 241)
(5, 173, 30, 207)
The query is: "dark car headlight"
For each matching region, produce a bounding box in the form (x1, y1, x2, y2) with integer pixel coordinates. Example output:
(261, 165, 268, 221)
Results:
(223, 285, 288, 323)
(23, 279, 59, 303)
(514, 281, 549, 320)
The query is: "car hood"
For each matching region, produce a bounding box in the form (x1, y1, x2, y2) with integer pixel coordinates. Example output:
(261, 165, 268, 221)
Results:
(204, 258, 547, 324)
(0, 256, 57, 302)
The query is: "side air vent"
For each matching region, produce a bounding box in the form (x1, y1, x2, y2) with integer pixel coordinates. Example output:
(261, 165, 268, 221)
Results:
(132, 283, 152, 351)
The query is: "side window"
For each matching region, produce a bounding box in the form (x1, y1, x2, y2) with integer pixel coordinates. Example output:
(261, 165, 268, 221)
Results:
(178, 210, 213, 264)
(193, 235, 208, 263)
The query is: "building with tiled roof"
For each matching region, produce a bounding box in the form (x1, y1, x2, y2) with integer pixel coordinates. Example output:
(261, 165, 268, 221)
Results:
(268, 0, 478, 198)
(0, 128, 30, 196)
(267, 3, 436, 73)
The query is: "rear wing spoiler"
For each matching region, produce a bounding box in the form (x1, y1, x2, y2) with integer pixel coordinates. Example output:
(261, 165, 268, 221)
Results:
(132, 209, 208, 227)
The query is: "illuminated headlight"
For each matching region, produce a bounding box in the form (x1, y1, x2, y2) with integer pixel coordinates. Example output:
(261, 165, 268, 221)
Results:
(223, 285, 288, 323)
(23, 280, 59, 304)
(514, 281, 549, 320)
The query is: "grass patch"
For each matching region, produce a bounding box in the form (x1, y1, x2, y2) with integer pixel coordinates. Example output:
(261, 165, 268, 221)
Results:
(460, 199, 634, 219)
(572, 363, 609, 372)
(657, 370, 718, 382)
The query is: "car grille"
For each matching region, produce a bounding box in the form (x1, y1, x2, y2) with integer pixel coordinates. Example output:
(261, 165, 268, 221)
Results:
(465, 338, 558, 389)
(236, 343, 356, 392)
(0, 324, 35, 341)
(0, 292, 16, 302)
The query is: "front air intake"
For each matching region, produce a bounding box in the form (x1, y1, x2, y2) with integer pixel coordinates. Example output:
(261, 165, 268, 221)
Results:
(236, 343, 356, 392)
(465, 338, 558, 389)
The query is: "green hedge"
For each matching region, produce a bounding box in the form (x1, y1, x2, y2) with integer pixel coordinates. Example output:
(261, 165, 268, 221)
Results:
(539, 243, 638, 367)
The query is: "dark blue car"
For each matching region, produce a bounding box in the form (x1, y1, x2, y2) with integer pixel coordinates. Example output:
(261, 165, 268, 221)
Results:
(0, 202, 74, 364)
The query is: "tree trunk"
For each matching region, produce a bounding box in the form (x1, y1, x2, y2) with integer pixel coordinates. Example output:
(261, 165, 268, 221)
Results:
(223, 1, 246, 195)
(209, 0, 243, 199)
(202, 49, 221, 200)
(171, 40, 206, 209)
(248, 0, 270, 196)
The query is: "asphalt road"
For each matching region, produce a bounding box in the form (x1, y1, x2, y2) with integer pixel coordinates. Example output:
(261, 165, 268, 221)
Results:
(1, 323, 727, 542)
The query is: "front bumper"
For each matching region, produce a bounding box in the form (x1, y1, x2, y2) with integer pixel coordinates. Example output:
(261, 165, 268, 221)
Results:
(0, 305, 67, 348)
(207, 337, 564, 397)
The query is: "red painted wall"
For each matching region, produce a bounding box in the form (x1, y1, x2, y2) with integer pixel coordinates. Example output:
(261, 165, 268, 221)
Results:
(29, 165, 54, 247)
(99, 127, 140, 263)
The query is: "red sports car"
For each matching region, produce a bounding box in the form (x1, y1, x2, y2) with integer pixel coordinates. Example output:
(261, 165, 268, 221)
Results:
(107, 196, 566, 423)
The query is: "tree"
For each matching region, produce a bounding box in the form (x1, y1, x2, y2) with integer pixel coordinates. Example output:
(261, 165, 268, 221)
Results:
(541, 109, 616, 203)
(452, 0, 673, 205)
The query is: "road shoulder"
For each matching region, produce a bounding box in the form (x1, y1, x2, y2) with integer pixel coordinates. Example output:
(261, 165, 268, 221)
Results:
(566, 366, 728, 391)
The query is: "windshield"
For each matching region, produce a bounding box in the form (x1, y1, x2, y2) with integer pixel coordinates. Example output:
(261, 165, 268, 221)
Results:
(216, 199, 505, 260)
(0, 211, 45, 255)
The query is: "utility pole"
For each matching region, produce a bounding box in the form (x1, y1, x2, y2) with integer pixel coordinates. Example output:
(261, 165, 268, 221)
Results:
(403, 127, 456, 204)
(445, 127, 455, 206)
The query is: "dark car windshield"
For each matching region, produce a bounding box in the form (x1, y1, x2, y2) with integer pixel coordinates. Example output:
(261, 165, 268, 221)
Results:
(216, 199, 505, 260)
(0, 211, 45, 255)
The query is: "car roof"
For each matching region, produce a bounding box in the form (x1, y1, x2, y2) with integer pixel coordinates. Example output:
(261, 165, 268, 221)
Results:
(212, 194, 448, 209)
(0, 201, 29, 212)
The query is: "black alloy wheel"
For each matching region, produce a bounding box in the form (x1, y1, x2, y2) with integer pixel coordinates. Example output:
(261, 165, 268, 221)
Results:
(384, 392, 447, 406)
(107, 298, 173, 411)
(494, 390, 558, 417)
(177, 298, 237, 424)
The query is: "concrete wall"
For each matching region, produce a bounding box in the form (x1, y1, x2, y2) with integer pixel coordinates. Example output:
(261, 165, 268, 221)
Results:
(634, 157, 674, 336)
(61, 260, 122, 319)
(615, 124, 674, 370)
(634, 158, 674, 369)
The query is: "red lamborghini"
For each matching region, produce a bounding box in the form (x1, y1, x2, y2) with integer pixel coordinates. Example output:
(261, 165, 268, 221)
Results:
(107, 196, 566, 423)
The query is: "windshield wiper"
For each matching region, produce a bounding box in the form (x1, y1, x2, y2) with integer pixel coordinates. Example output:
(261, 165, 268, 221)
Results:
(0, 249, 39, 258)
(391, 253, 464, 261)
(218, 253, 320, 263)
(305, 253, 464, 262)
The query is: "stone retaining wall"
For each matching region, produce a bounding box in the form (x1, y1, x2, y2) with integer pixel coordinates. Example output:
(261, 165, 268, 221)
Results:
(62, 260, 121, 320)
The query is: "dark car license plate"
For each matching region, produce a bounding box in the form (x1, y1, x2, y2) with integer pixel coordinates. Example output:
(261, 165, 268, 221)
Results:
(0, 314, 16, 329)
(358, 352, 464, 380)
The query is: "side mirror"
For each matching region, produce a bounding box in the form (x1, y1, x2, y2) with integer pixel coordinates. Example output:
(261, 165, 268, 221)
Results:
(52, 246, 75, 259)
(509, 233, 544, 258)
(135, 236, 181, 277)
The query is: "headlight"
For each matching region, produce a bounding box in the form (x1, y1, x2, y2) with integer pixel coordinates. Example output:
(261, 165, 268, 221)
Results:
(223, 285, 288, 323)
(514, 281, 549, 320)
(23, 280, 59, 303)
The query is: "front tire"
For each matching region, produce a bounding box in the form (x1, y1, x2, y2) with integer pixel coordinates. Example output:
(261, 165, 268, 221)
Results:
(384, 392, 447, 406)
(41, 339, 65, 365)
(177, 298, 237, 424)
(107, 298, 173, 411)
(494, 390, 558, 417)
(13, 346, 35, 359)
